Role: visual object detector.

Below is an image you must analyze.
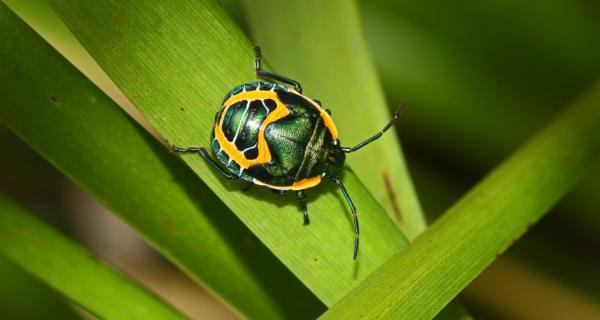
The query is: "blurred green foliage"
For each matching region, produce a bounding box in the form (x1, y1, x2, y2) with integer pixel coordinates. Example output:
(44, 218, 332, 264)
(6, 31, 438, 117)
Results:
(363, 0, 600, 168)
(0, 257, 80, 320)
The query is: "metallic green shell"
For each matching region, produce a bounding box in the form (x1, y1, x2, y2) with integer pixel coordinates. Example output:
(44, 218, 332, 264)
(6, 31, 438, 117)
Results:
(211, 81, 337, 187)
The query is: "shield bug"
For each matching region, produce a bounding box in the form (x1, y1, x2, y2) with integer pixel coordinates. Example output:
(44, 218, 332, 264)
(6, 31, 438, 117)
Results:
(172, 47, 404, 259)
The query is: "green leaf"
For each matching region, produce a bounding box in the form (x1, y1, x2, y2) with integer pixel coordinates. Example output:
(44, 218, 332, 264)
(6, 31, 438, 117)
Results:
(320, 82, 600, 319)
(242, 0, 426, 238)
(0, 193, 184, 319)
(0, 4, 323, 319)
(0, 256, 81, 320)
(49, 0, 408, 306)
(2, 0, 160, 139)
(240, 3, 470, 318)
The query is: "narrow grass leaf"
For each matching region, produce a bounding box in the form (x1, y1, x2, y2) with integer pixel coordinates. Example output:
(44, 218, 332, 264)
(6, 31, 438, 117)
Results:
(321, 83, 600, 319)
(0, 256, 80, 320)
(0, 193, 185, 319)
(49, 0, 408, 305)
(2, 0, 161, 141)
(243, 0, 426, 238)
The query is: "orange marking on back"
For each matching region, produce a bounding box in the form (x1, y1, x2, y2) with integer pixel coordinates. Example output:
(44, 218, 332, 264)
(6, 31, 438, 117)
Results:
(290, 89, 339, 139)
(319, 110, 338, 140)
(253, 175, 322, 190)
(215, 89, 289, 169)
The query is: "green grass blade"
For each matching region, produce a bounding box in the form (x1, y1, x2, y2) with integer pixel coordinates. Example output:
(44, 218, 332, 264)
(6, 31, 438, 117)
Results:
(0, 5, 323, 319)
(321, 83, 600, 319)
(49, 0, 408, 305)
(242, 0, 426, 238)
(2, 0, 161, 140)
(241, 3, 470, 318)
(0, 193, 185, 319)
(0, 256, 81, 319)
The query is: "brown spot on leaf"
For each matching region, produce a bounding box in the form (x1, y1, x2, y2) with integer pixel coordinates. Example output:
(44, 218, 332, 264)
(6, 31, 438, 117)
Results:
(382, 171, 403, 223)
(159, 218, 175, 234)
(49, 96, 58, 103)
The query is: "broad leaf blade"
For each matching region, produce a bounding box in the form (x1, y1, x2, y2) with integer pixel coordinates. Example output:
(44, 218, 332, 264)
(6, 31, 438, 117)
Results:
(0, 5, 323, 319)
(49, 0, 408, 305)
(321, 83, 600, 319)
(0, 194, 185, 319)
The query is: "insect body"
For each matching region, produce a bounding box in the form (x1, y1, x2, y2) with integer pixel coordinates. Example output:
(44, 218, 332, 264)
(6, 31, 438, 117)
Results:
(172, 47, 403, 259)
(213, 81, 341, 189)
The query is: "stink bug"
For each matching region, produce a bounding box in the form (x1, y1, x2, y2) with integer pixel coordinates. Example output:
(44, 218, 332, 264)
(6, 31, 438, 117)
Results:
(172, 47, 404, 259)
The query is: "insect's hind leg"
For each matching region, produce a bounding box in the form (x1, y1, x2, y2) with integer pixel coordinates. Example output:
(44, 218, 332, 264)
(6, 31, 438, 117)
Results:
(254, 46, 303, 93)
(271, 189, 285, 196)
(296, 190, 310, 225)
(171, 145, 238, 180)
(241, 181, 254, 191)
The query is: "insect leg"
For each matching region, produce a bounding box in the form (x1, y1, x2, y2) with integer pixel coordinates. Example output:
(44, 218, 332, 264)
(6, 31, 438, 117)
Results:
(341, 101, 406, 153)
(330, 176, 359, 260)
(171, 145, 238, 180)
(254, 46, 303, 93)
(271, 189, 285, 196)
(241, 181, 254, 191)
(296, 190, 310, 225)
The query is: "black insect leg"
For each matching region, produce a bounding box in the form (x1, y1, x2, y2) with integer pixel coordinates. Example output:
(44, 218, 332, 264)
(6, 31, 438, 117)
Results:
(330, 176, 359, 260)
(296, 190, 310, 225)
(341, 101, 406, 153)
(271, 189, 285, 196)
(171, 145, 238, 180)
(241, 181, 254, 191)
(254, 46, 303, 93)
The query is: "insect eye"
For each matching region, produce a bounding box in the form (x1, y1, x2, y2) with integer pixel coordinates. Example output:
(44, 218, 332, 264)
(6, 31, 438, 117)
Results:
(333, 139, 340, 146)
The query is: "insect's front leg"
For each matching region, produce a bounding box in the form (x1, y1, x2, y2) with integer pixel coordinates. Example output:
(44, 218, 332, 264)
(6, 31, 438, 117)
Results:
(254, 46, 303, 93)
